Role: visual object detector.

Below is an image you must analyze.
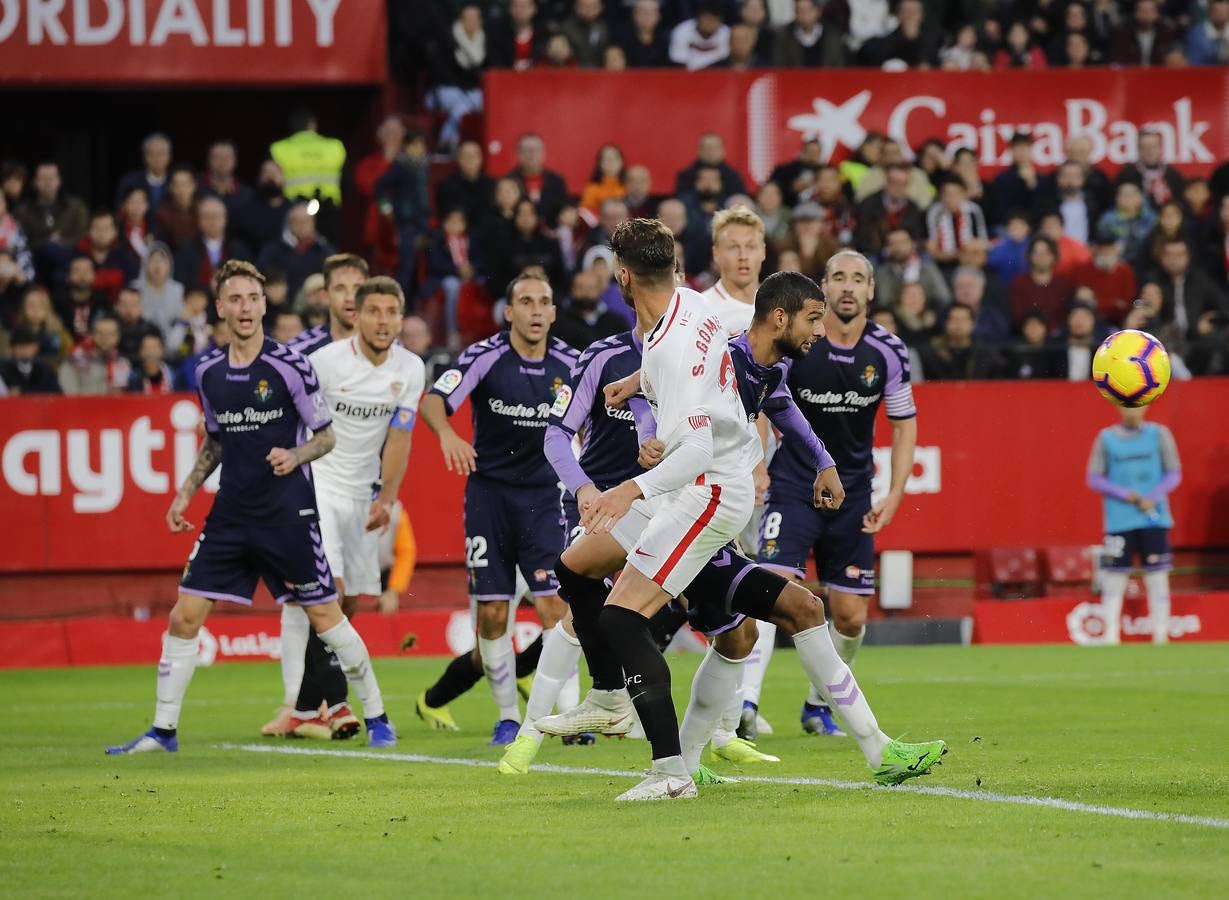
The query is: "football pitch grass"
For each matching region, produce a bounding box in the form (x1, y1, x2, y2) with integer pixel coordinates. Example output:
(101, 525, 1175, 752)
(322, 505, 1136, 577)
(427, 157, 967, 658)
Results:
(3, 643, 1227, 898)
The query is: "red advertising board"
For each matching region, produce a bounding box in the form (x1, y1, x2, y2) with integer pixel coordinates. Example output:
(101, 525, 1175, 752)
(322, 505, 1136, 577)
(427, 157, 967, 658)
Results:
(1, 379, 1227, 573)
(0, 0, 386, 85)
(485, 68, 1229, 192)
(973, 592, 1229, 645)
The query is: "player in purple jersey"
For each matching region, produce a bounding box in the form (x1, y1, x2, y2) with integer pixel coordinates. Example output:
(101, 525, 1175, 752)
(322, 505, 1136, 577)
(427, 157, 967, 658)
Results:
(747, 249, 920, 741)
(107, 260, 396, 754)
(417, 272, 579, 744)
(263, 253, 371, 739)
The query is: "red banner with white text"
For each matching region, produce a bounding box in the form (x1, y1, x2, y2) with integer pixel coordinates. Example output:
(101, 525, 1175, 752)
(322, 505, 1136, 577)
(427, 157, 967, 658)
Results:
(1, 379, 1227, 573)
(973, 593, 1229, 645)
(0, 0, 386, 85)
(485, 68, 1229, 192)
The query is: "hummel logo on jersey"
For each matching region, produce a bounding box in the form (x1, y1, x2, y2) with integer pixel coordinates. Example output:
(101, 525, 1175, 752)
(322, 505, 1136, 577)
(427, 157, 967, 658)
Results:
(828, 352, 856, 364)
(688, 415, 711, 431)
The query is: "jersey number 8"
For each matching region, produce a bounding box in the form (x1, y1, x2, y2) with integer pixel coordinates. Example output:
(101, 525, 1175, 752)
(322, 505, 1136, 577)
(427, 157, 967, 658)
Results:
(762, 512, 783, 541)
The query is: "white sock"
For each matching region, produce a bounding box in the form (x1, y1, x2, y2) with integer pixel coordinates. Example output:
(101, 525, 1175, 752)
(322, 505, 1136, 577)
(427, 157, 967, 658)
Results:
(154, 634, 198, 730)
(279, 603, 310, 706)
(806, 683, 825, 707)
(518, 622, 581, 739)
(317, 619, 385, 719)
(833, 624, 865, 665)
(1143, 570, 1171, 644)
(741, 620, 777, 706)
(651, 754, 689, 778)
(711, 672, 745, 749)
(559, 670, 580, 713)
(478, 633, 520, 722)
(1100, 571, 1128, 644)
(793, 624, 890, 769)
(679, 645, 745, 772)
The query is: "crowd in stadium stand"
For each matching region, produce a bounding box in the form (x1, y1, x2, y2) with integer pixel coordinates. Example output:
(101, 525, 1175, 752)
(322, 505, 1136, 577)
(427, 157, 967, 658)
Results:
(1, 0, 1228, 395)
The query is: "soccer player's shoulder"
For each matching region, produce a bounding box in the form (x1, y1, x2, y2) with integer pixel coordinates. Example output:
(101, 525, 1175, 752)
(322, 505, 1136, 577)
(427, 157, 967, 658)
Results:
(458, 330, 508, 364)
(262, 336, 321, 387)
(288, 324, 329, 356)
(389, 343, 427, 380)
(549, 335, 581, 363)
(194, 346, 227, 384)
(866, 322, 910, 362)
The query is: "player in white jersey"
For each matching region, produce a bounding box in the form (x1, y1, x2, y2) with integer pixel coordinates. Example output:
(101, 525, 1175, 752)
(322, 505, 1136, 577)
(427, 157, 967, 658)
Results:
(276, 276, 423, 742)
(538, 218, 763, 800)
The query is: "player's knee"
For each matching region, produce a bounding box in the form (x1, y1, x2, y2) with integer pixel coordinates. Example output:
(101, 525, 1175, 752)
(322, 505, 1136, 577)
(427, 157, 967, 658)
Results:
(831, 601, 866, 635)
(714, 618, 758, 659)
(771, 582, 826, 635)
(536, 593, 566, 628)
(476, 601, 509, 638)
(168, 600, 206, 638)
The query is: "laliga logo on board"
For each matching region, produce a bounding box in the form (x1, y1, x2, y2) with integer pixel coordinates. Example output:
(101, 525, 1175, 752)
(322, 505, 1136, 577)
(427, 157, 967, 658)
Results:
(1065, 601, 1200, 644)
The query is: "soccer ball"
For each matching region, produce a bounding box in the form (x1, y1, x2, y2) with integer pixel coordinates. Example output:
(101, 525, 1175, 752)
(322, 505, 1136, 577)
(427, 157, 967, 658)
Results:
(1091, 329, 1171, 407)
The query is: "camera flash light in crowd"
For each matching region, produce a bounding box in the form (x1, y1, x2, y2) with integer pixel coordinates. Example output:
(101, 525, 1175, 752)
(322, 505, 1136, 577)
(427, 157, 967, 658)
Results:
(1091, 328, 1172, 408)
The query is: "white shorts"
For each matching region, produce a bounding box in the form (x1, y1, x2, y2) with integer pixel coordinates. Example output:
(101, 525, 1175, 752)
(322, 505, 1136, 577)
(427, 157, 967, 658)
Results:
(316, 488, 381, 596)
(614, 475, 755, 598)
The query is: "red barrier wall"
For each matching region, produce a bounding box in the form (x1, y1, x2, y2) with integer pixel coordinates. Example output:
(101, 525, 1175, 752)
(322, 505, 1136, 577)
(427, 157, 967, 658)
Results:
(1, 379, 1226, 573)
(485, 68, 1228, 191)
(973, 593, 1229, 644)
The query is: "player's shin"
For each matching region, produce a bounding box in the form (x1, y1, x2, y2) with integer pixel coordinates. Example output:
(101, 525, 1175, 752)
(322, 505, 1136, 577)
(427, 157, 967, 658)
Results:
(478, 632, 521, 722)
(154, 634, 199, 732)
(741, 620, 777, 707)
(679, 644, 745, 772)
(317, 618, 385, 719)
(792, 623, 890, 768)
(1100, 571, 1129, 644)
(711, 673, 745, 749)
(519, 622, 583, 739)
(557, 559, 624, 692)
(1143, 570, 1171, 644)
(279, 603, 310, 705)
(833, 624, 865, 665)
(600, 605, 687, 776)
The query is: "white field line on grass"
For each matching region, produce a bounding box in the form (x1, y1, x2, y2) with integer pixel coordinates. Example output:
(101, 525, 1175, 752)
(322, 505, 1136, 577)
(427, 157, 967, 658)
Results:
(222, 743, 1229, 832)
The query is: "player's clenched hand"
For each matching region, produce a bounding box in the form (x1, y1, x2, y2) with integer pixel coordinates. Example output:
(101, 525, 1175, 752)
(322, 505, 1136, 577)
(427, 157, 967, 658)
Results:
(637, 438, 665, 469)
(814, 466, 845, 511)
(166, 493, 193, 533)
(440, 431, 477, 475)
(376, 588, 399, 615)
(603, 370, 641, 409)
(753, 461, 770, 506)
(365, 500, 392, 533)
(862, 491, 903, 534)
(266, 447, 300, 476)
(581, 481, 641, 534)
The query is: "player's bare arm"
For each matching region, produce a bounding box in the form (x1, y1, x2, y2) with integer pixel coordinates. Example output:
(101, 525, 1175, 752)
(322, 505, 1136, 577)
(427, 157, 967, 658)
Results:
(420, 392, 476, 475)
(267, 424, 336, 476)
(863, 416, 916, 533)
(166, 433, 222, 532)
(753, 414, 771, 504)
(603, 370, 641, 408)
(367, 428, 413, 532)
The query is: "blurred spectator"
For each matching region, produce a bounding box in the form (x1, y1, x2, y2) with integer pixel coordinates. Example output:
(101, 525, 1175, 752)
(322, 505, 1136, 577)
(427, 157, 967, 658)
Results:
(1203, 194, 1229, 285)
(80, 210, 139, 302)
(562, 0, 610, 67)
(987, 211, 1032, 286)
(426, 208, 487, 350)
(737, 0, 776, 62)
(436, 140, 495, 231)
(555, 204, 584, 274)
(725, 23, 760, 68)
(270, 108, 346, 238)
(1186, 0, 1229, 64)
(376, 130, 431, 293)
(581, 198, 630, 256)
(1110, 0, 1177, 65)
(1004, 310, 1060, 379)
(114, 287, 161, 363)
(1074, 230, 1137, 326)
(755, 181, 792, 247)
(1144, 201, 1191, 272)
(271, 309, 304, 345)
(777, 202, 837, 280)
(1116, 130, 1184, 209)
(893, 281, 938, 346)
(861, 0, 940, 68)
(117, 186, 152, 261)
(869, 305, 926, 379)
(876, 226, 951, 310)
(658, 198, 708, 275)
(132, 242, 184, 338)
(940, 23, 990, 70)
(15, 285, 72, 364)
(239, 160, 290, 251)
(262, 267, 292, 329)
(775, 248, 803, 273)
(1046, 4, 1100, 64)
(400, 315, 432, 356)
(545, 32, 578, 67)
(354, 115, 406, 274)
(551, 269, 626, 350)
(53, 256, 106, 344)
(493, 199, 565, 296)
(490, 0, 547, 69)
(1043, 161, 1101, 246)
(481, 177, 524, 257)
(199, 140, 253, 229)
(620, 0, 671, 66)
(165, 288, 211, 363)
(508, 133, 569, 227)
(773, 0, 849, 66)
(854, 165, 924, 256)
(920, 302, 1001, 380)
(1087, 0, 1121, 53)
(769, 139, 824, 207)
(258, 203, 334, 298)
(844, 0, 895, 52)
(1125, 281, 1187, 358)
(952, 146, 997, 228)
(173, 197, 249, 294)
(1096, 182, 1156, 267)
(623, 165, 655, 219)
(1, 160, 26, 210)
(1154, 238, 1228, 341)
(669, 1, 729, 70)
(114, 133, 172, 212)
(683, 165, 725, 230)
(915, 139, 951, 188)
(1038, 210, 1091, 277)
(293, 272, 328, 323)
(840, 132, 885, 197)
(154, 167, 199, 250)
(580, 144, 627, 216)
(581, 246, 630, 320)
(0, 190, 35, 281)
(926, 177, 989, 272)
(180, 318, 230, 390)
(16, 162, 88, 252)
(952, 265, 1010, 345)
(430, 4, 488, 153)
(994, 20, 1048, 68)
(59, 313, 131, 395)
(992, 134, 1040, 225)
(1056, 300, 1103, 380)
(1061, 30, 1095, 67)
(813, 166, 856, 245)
(1, 326, 61, 394)
(127, 332, 175, 394)
(1184, 178, 1214, 246)
(1010, 235, 1074, 328)
(0, 249, 27, 325)
(854, 138, 932, 208)
(674, 133, 746, 201)
(1065, 135, 1114, 214)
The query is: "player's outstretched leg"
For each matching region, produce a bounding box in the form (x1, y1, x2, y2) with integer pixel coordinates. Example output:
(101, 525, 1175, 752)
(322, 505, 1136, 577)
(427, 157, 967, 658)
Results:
(499, 619, 583, 774)
(475, 599, 521, 744)
(107, 593, 211, 754)
(705, 621, 781, 767)
(801, 682, 846, 737)
(288, 631, 349, 739)
(418, 652, 478, 731)
(263, 602, 310, 736)
(307, 603, 396, 748)
(679, 642, 750, 786)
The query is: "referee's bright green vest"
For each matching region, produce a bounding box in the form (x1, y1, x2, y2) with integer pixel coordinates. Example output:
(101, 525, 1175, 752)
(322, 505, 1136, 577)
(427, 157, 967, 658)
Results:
(270, 130, 346, 204)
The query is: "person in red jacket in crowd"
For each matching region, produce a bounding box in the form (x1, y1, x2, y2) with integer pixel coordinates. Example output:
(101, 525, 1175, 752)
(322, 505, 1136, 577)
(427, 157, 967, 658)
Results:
(75, 210, 139, 303)
(1074, 230, 1138, 326)
(1010, 235, 1074, 330)
(354, 115, 406, 276)
(1038, 210, 1091, 279)
(117, 186, 152, 261)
